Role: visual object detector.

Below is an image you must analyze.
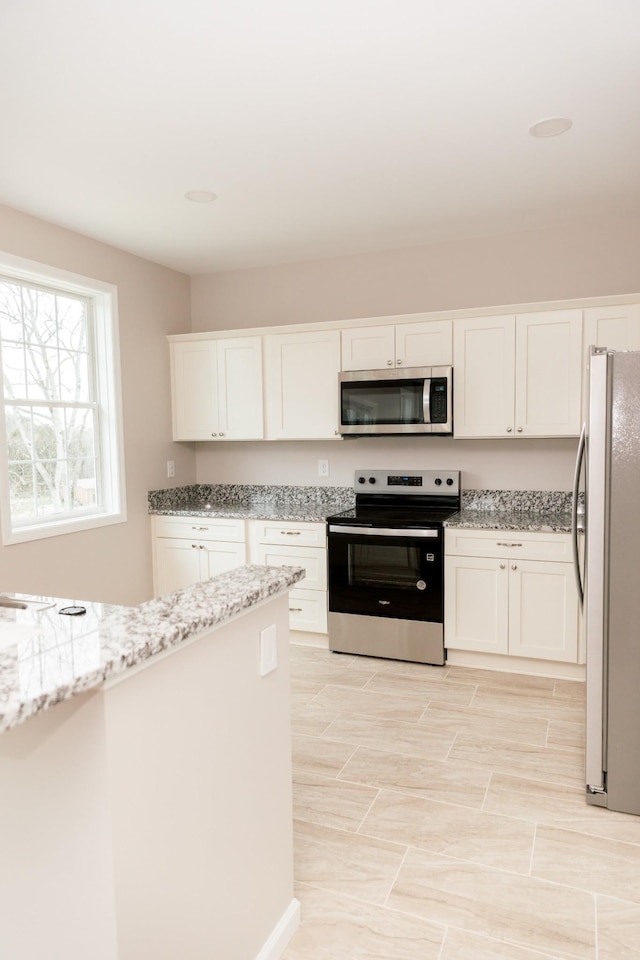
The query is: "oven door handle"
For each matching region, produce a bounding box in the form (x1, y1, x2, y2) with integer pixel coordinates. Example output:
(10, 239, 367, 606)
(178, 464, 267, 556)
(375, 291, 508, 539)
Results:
(328, 525, 439, 538)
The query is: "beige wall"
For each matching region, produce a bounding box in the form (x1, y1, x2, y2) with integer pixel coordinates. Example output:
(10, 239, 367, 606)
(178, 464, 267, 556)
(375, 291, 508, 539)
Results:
(191, 214, 640, 331)
(0, 204, 194, 604)
(191, 214, 640, 491)
(195, 437, 579, 492)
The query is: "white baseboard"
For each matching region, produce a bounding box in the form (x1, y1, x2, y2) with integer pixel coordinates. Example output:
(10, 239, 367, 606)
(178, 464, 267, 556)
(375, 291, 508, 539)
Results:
(445, 648, 586, 680)
(255, 898, 301, 960)
(290, 630, 329, 649)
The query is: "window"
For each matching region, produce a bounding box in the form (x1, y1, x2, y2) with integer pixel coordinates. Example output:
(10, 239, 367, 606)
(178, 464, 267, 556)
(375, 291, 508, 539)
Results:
(0, 253, 126, 544)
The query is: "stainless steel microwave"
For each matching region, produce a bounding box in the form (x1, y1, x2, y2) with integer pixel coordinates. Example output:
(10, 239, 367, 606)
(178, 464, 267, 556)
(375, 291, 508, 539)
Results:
(339, 366, 453, 435)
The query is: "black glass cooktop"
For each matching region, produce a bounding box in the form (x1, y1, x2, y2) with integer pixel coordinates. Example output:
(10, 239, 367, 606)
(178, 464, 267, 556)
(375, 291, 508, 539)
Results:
(327, 503, 459, 527)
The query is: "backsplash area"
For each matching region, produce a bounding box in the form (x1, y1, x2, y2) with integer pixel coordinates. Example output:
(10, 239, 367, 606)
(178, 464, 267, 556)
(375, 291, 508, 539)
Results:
(462, 489, 579, 512)
(148, 483, 355, 512)
(149, 484, 579, 514)
(192, 437, 580, 493)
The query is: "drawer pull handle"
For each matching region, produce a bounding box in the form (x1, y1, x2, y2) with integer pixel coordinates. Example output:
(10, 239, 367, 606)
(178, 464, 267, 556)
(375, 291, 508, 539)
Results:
(192, 526, 208, 531)
(191, 544, 198, 549)
(289, 607, 303, 613)
(281, 531, 301, 536)
(496, 542, 523, 547)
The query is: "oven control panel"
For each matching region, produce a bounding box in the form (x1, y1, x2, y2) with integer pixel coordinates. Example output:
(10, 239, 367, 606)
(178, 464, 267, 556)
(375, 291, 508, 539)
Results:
(354, 469, 460, 495)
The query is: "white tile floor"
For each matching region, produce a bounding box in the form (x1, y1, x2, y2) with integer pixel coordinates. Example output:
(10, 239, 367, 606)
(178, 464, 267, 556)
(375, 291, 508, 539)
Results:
(282, 645, 640, 960)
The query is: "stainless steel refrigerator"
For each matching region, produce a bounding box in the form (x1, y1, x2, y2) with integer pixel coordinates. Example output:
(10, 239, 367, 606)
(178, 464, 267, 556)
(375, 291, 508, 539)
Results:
(573, 346, 640, 815)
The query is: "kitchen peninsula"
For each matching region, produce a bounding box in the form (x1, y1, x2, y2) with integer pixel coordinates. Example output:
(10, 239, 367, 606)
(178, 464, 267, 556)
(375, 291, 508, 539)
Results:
(0, 564, 304, 960)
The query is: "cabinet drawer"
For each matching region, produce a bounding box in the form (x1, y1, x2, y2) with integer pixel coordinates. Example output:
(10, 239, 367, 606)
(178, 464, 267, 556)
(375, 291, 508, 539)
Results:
(287, 588, 328, 634)
(153, 515, 246, 542)
(252, 543, 327, 591)
(445, 528, 572, 563)
(251, 519, 326, 548)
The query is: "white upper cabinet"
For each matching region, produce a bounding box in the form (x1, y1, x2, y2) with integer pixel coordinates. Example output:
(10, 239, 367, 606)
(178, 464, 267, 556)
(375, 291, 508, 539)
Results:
(341, 325, 395, 370)
(582, 304, 640, 418)
(454, 310, 582, 438)
(215, 338, 264, 440)
(341, 318, 452, 371)
(453, 315, 516, 438)
(264, 329, 341, 439)
(583, 304, 640, 353)
(171, 337, 263, 441)
(171, 339, 219, 441)
(514, 310, 583, 438)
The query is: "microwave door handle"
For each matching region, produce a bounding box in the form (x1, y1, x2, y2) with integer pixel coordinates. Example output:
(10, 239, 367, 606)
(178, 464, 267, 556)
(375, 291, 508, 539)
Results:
(423, 378, 431, 425)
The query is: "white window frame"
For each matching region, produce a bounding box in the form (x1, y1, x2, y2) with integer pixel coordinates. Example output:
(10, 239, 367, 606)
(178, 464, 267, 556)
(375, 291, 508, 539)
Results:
(0, 251, 127, 545)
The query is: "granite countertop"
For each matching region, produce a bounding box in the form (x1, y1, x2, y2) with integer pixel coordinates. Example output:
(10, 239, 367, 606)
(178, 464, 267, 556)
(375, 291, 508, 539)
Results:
(148, 483, 355, 523)
(0, 564, 304, 734)
(444, 489, 580, 534)
(149, 484, 581, 532)
(444, 508, 574, 533)
(150, 501, 346, 522)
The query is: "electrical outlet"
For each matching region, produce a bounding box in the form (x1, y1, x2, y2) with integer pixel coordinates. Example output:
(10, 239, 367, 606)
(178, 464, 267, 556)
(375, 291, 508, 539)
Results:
(167, 460, 175, 478)
(317, 459, 329, 478)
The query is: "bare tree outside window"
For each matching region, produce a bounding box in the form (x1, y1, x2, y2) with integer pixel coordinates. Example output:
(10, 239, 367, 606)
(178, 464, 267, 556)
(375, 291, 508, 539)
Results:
(0, 280, 100, 525)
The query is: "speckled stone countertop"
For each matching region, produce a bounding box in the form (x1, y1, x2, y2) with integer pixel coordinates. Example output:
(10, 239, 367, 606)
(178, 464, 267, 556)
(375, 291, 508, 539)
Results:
(0, 564, 304, 734)
(148, 483, 355, 522)
(444, 489, 580, 533)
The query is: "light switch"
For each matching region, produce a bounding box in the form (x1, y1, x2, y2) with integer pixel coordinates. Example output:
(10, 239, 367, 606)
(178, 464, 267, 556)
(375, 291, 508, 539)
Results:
(259, 624, 278, 676)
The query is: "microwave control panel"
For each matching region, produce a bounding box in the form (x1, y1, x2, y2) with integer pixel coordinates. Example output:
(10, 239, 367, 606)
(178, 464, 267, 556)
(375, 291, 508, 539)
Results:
(430, 378, 448, 423)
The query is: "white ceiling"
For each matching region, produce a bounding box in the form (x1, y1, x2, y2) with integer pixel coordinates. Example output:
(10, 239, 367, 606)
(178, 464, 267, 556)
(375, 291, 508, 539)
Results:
(2, 0, 639, 276)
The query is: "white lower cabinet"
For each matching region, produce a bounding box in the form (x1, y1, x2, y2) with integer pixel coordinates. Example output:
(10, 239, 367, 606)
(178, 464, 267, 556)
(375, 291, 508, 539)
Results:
(152, 514, 328, 634)
(248, 519, 328, 633)
(152, 516, 247, 597)
(445, 528, 580, 664)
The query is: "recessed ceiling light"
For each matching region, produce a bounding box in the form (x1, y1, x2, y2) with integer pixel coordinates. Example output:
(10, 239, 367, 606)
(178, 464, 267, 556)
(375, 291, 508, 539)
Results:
(184, 190, 217, 203)
(529, 117, 573, 138)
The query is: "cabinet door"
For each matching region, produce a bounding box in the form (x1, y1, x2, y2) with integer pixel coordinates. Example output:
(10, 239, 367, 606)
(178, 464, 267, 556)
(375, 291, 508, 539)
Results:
(201, 541, 247, 579)
(154, 538, 203, 596)
(396, 320, 452, 368)
(582, 305, 640, 418)
(453, 316, 516, 438)
(341, 325, 395, 371)
(444, 555, 509, 653)
(216, 337, 264, 440)
(514, 310, 582, 437)
(171, 340, 219, 441)
(508, 560, 578, 662)
(583, 304, 640, 353)
(264, 330, 341, 439)
(287, 587, 328, 634)
(251, 542, 327, 591)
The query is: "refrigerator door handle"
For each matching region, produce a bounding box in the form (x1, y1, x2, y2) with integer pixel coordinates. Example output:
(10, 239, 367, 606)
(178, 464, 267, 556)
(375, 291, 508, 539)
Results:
(585, 349, 609, 795)
(572, 422, 586, 608)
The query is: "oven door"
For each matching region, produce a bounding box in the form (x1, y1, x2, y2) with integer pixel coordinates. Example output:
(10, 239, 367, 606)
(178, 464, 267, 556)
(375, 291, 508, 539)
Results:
(328, 524, 443, 622)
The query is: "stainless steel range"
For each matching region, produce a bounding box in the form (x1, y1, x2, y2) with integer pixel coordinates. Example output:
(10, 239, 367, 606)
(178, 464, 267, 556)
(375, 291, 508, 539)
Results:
(327, 469, 461, 665)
